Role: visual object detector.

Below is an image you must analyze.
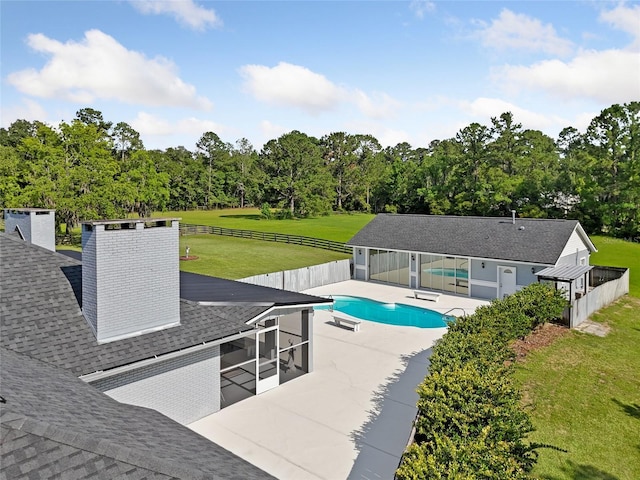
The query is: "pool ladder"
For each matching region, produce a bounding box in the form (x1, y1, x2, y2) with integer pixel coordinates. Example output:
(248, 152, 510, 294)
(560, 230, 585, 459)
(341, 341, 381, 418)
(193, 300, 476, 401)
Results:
(443, 307, 467, 318)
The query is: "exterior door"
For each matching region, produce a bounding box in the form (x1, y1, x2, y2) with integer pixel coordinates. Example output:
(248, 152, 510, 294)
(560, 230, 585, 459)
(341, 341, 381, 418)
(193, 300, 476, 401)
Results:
(498, 266, 517, 299)
(256, 327, 279, 394)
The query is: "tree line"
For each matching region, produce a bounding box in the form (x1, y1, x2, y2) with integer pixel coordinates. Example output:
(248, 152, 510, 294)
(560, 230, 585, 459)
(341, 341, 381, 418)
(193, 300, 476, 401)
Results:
(0, 103, 638, 238)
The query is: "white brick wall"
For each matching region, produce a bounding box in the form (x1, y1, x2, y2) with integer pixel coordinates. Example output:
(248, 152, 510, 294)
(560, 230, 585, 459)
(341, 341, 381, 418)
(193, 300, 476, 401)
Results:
(90, 346, 221, 425)
(4, 209, 55, 252)
(82, 220, 180, 342)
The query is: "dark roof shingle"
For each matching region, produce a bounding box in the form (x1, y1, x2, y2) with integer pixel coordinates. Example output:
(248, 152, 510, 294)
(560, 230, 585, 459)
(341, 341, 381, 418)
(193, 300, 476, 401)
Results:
(1, 234, 276, 376)
(0, 347, 275, 479)
(347, 214, 588, 265)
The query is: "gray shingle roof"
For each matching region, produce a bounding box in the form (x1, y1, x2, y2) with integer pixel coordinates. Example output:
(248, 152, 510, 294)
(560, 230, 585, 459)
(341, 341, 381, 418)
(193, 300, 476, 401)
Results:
(0, 234, 270, 376)
(347, 214, 588, 265)
(0, 347, 275, 479)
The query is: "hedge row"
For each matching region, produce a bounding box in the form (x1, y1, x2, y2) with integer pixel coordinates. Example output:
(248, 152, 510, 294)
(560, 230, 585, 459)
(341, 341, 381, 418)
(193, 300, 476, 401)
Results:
(396, 283, 567, 479)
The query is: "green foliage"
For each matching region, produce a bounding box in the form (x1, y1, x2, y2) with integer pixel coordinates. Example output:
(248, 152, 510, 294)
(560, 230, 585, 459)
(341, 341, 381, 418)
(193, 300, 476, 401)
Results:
(398, 284, 566, 479)
(396, 430, 533, 480)
(428, 330, 514, 375)
(260, 203, 272, 219)
(2, 102, 637, 238)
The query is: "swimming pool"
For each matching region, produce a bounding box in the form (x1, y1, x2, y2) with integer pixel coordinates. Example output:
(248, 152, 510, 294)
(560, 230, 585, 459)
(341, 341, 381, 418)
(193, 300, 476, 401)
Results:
(316, 295, 450, 328)
(423, 268, 468, 279)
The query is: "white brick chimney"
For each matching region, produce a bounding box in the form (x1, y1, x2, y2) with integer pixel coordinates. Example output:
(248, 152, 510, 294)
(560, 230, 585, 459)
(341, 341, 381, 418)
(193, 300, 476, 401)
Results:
(4, 208, 56, 252)
(81, 218, 181, 343)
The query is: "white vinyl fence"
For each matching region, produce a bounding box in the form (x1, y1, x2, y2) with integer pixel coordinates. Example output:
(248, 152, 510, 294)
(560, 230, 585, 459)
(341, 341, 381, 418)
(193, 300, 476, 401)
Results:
(567, 267, 629, 328)
(238, 259, 351, 292)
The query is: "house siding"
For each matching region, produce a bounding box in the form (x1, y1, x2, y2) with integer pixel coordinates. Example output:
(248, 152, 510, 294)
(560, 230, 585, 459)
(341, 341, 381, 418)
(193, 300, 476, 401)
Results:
(90, 345, 221, 425)
(558, 229, 591, 265)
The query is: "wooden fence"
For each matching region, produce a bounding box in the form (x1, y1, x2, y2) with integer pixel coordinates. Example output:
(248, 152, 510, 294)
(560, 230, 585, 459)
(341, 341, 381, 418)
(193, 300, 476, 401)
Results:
(179, 223, 352, 254)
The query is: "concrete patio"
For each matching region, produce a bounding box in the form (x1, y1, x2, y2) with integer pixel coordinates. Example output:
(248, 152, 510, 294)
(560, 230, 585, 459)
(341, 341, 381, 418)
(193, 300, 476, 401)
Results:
(189, 281, 488, 479)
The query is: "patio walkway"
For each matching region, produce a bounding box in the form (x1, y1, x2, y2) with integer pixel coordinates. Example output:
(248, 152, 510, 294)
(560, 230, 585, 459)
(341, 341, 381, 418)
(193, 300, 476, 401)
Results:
(189, 281, 488, 479)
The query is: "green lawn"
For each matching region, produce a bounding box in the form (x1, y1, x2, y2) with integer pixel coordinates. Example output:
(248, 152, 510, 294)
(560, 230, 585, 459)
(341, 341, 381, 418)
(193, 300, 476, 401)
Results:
(591, 235, 640, 297)
(515, 237, 640, 480)
(178, 234, 350, 279)
(154, 208, 375, 242)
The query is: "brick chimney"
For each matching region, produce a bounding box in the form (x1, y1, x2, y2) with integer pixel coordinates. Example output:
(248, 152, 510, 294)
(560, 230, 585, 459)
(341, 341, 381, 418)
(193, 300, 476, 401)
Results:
(4, 208, 56, 252)
(81, 218, 181, 343)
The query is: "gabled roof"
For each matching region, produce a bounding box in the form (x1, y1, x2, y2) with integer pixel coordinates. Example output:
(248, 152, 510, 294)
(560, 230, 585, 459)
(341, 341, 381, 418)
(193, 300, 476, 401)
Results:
(0, 347, 275, 479)
(0, 234, 267, 376)
(347, 214, 594, 265)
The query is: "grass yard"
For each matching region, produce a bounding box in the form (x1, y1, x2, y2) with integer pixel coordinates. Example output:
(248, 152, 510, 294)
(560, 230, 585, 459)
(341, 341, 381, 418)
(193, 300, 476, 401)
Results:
(591, 235, 640, 297)
(154, 208, 375, 242)
(178, 234, 350, 279)
(516, 237, 640, 480)
(514, 297, 640, 480)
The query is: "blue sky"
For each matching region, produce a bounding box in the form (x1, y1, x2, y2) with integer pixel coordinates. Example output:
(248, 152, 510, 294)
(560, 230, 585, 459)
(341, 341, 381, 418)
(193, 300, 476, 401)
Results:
(2, 1, 639, 151)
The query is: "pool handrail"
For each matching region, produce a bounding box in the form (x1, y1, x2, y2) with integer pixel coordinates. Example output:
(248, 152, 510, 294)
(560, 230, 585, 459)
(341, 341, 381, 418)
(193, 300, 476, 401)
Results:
(443, 307, 467, 318)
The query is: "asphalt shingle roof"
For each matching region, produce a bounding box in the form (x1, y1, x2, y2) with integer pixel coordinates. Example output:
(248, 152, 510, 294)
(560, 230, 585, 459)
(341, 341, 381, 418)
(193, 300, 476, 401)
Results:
(0, 347, 275, 479)
(0, 234, 271, 376)
(347, 214, 585, 265)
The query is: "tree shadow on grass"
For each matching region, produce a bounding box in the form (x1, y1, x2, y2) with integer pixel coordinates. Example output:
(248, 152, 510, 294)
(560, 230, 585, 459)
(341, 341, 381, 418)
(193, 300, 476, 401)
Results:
(543, 461, 619, 480)
(347, 348, 432, 480)
(611, 398, 640, 420)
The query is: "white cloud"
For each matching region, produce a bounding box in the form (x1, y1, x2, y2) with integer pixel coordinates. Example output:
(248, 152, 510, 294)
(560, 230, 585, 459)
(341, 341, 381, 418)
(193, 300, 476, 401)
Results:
(459, 97, 569, 131)
(599, 3, 640, 43)
(240, 61, 401, 119)
(0, 98, 48, 127)
(259, 120, 288, 141)
(496, 48, 640, 104)
(476, 9, 573, 56)
(410, 0, 435, 20)
(353, 90, 402, 119)
(239, 62, 346, 114)
(131, 111, 223, 137)
(130, 0, 222, 31)
(7, 30, 212, 110)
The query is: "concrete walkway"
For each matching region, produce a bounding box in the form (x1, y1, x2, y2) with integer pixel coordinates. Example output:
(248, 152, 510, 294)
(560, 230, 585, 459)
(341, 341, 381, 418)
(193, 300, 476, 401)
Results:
(189, 281, 488, 479)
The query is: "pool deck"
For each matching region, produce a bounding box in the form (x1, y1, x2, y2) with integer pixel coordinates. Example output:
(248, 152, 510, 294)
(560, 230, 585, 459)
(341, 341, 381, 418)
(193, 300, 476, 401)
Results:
(189, 281, 489, 480)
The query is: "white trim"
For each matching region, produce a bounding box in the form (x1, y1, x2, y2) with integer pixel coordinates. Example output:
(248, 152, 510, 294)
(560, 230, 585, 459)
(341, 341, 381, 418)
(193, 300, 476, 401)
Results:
(469, 279, 497, 287)
(80, 328, 256, 383)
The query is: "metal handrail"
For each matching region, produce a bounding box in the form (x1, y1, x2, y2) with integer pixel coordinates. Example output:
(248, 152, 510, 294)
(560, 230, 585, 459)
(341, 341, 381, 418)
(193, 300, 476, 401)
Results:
(443, 307, 467, 318)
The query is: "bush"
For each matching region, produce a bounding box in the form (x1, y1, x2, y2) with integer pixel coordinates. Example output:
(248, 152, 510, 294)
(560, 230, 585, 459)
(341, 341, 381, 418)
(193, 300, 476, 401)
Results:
(260, 202, 272, 219)
(398, 283, 566, 479)
(396, 432, 533, 480)
(428, 331, 513, 375)
(414, 363, 533, 449)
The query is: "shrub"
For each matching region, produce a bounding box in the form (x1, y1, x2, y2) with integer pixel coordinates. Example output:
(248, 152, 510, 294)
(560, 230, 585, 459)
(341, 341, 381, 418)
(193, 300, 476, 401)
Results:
(396, 431, 533, 480)
(398, 283, 566, 479)
(260, 202, 272, 219)
(414, 363, 533, 448)
(428, 331, 513, 375)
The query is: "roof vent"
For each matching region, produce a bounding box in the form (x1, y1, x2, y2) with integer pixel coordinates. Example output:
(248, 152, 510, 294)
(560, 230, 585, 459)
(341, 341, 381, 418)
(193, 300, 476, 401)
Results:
(518, 225, 525, 230)
(511, 210, 516, 225)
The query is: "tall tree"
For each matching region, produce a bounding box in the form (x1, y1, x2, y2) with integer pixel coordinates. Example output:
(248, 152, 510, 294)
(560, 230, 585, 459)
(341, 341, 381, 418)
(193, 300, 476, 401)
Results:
(260, 131, 334, 217)
(196, 132, 231, 208)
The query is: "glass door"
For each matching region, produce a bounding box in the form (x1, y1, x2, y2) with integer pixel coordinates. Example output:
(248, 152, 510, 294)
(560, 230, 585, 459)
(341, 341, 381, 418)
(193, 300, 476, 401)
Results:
(256, 326, 279, 394)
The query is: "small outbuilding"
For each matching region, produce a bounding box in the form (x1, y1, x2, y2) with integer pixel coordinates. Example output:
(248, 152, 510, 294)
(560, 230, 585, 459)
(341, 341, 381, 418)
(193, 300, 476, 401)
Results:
(347, 213, 597, 300)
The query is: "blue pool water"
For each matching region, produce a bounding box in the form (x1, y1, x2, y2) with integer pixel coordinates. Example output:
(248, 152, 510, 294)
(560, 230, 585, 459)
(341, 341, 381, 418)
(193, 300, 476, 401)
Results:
(423, 268, 468, 279)
(316, 295, 450, 328)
